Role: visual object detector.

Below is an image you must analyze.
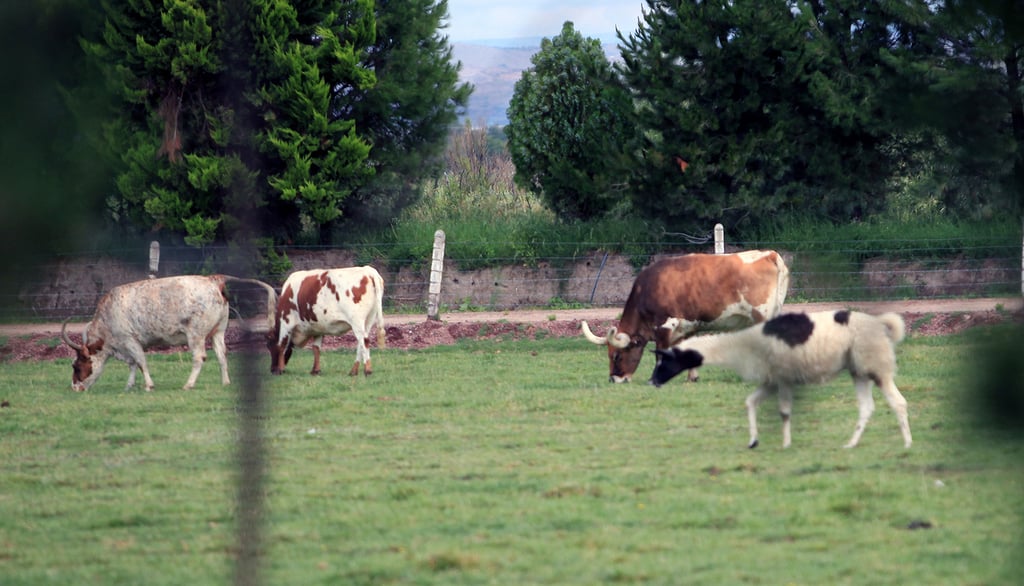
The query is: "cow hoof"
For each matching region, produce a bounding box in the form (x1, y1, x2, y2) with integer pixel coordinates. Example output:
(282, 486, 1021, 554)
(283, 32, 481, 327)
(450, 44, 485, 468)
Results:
(310, 370, 321, 376)
(748, 439, 759, 449)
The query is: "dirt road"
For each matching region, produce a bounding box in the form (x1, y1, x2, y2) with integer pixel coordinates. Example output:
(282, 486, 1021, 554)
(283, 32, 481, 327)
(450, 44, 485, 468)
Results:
(3, 297, 1021, 337)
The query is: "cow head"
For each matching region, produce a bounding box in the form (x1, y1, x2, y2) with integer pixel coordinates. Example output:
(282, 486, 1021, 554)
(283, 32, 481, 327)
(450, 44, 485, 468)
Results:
(265, 325, 294, 375)
(581, 321, 647, 383)
(61, 320, 105, 391)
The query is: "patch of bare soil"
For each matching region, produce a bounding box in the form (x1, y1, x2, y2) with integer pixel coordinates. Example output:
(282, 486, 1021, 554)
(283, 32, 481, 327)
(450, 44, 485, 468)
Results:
(2, 303, 1021, 363)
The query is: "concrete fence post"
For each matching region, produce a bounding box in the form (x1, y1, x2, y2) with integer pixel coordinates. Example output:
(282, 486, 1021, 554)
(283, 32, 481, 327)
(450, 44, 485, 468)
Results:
(427, 230, 446, 320)
(149, 241, 160, 278)
(714, 223, 724, 254)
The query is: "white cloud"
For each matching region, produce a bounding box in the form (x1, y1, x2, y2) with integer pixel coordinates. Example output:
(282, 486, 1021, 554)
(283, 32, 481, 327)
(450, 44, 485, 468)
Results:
(445, 0, 646, 43)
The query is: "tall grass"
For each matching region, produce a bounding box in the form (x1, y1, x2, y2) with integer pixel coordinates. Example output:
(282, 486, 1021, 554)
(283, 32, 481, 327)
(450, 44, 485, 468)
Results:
(2, 328, 1023, 584)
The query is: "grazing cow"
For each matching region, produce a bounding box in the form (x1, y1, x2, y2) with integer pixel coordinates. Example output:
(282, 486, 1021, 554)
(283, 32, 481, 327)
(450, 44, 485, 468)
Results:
(581, 250, 789, 383)
(266, 266, 386, 377)
(61, 275, 277, 391)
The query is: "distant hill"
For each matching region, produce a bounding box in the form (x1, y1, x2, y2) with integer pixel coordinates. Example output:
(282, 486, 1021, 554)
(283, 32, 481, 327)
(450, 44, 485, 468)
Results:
(453, 41, 622, 127)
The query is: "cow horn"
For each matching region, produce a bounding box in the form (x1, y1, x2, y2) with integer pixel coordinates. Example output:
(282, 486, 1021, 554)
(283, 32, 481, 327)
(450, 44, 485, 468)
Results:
(60, 317, 83, 351)
(580, 321, 608, 345)
(608, 328, 632, 349)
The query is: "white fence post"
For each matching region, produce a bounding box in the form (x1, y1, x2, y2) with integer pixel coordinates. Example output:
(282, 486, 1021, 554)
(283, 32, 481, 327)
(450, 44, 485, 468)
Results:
(427, 230, 446, 320)
(148, 241, 160, 278)
(714, 223, 724, 254)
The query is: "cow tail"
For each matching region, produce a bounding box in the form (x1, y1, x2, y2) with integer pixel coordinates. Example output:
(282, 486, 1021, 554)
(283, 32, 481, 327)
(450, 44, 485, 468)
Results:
(374, 271, 386, 349)
(773, 252, 791, 312)
(222, 275, 279, 332)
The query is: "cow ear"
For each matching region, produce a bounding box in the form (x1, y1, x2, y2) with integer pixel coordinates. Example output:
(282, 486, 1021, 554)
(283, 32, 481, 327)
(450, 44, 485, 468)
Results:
(87, 339, 104, 354)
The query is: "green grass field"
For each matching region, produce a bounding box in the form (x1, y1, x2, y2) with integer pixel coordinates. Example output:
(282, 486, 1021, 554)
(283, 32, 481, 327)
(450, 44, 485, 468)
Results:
(1, 328, 1023, 585)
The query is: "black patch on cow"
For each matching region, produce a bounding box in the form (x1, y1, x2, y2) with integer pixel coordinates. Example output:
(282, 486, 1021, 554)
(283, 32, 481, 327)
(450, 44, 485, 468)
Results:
(833, 310, 851, 325)
(762, 313, 814, 347)
(650, 348, 704, 387)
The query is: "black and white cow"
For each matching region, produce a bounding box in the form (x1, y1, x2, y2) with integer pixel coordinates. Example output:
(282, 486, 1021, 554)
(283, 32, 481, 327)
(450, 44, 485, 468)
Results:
(651, 310, 912, 449)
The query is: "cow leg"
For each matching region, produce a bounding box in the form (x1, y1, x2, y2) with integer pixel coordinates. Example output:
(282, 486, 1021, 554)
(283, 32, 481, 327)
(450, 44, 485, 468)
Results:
(745, 385, 772, 448)
(686, 368, 700, 382)
(124, 342, 156, 391)
(310, 337, 323, 375)
(138, 356, 156, 391)
(210, 330, 230, 385)
(878, 377, 912, 448)
(182, 332, 210, 390)
(351, 330, 369, 376)
(844, 377, 876, 449)
(778, 385, 794, 448)
(125, 363, 138, 390)
(362, 334, 373, 376)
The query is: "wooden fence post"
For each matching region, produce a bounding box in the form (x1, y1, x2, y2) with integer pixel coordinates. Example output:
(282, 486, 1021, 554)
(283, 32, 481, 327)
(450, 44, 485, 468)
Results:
(427, 230, 446, 320)
(148, 241, 160, 278)
(714, 223, 724, 254)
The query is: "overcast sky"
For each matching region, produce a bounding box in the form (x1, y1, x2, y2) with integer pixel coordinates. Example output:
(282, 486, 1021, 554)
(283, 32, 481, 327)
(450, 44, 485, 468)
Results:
(445, 0, 647, 44)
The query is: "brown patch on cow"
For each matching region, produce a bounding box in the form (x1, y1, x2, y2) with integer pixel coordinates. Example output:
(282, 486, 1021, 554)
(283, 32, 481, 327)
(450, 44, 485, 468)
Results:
(347, 275, 370, 304)
(295, 274, 328, 322)
(740, 252, 782, 309)
(276, 283, 298, 326)
(321, 271, 342, 302)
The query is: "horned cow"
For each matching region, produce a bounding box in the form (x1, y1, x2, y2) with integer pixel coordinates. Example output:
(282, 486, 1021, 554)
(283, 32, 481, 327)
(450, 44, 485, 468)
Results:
(61, 275, 277, 391)
(651, 310, 912, 449)
(266, 266, 386, 377)
(581, 250, 789, 383)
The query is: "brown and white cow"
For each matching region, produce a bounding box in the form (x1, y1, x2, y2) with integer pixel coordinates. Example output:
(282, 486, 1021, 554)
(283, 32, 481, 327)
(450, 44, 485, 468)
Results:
(581, 250, 789, 383)
(61, 275, 278, 391)
(266, 266, 386, 377)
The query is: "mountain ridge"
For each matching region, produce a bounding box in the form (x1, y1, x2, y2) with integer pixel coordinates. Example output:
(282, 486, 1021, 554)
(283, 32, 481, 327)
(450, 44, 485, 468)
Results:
(452, 41, 622, 127)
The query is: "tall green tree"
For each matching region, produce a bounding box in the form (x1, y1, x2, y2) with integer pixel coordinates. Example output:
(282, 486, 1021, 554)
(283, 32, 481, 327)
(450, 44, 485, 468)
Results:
(618, 0, 935, 234)
(0, 0, 111, 296)
(506, 22, 635, 222)
(339, 0, 472, 232)
(82, 0, 376, 246)
(902, 0, 1024, 218)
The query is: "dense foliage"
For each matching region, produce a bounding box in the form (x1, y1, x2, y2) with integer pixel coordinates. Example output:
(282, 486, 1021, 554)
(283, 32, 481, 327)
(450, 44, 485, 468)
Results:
(79, 0, 468, 246)
(0, 1, 110, 281)
(617, 1, 943, 234)
(338, 0, 472, 234)
(506, 22, 635, 221)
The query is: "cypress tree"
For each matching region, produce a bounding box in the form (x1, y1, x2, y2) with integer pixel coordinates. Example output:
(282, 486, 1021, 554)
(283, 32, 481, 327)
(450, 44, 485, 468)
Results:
(340, 0, 473, 231)
(83, 0, 376, 246)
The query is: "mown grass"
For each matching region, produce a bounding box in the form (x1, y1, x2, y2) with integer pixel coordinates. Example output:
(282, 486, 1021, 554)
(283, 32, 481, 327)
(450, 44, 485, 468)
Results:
(1, 328, 1023, 585)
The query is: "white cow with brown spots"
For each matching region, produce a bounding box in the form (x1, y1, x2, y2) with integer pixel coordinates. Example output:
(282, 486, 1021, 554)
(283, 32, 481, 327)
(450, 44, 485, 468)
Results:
(266, 266, 386, 377)
(581, 250, 789, 383)
(61, 275, 278, 391)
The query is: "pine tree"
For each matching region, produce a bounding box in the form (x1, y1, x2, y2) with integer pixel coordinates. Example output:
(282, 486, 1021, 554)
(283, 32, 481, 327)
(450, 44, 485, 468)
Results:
(340, 0, 473, 232)
(618, 0, 935, 233)
(506, 22, 635, 221)
(83, 0, 376, 246)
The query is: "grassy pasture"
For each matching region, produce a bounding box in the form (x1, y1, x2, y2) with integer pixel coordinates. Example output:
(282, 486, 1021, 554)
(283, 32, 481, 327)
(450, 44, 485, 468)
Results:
(1, 329, 1023, 585)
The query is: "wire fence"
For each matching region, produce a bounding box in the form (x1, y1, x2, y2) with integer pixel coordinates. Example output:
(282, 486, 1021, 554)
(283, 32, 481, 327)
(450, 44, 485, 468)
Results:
(2, 232, 1021, 322)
